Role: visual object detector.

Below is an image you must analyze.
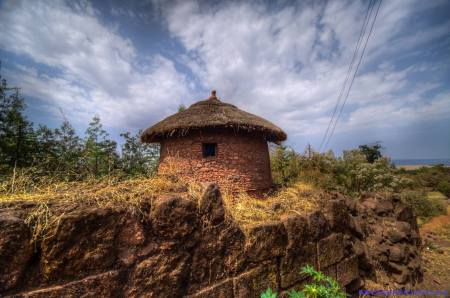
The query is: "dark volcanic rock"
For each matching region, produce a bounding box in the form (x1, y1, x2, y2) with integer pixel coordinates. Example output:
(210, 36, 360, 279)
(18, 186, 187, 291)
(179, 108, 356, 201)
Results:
(245, 221, 287, 262)
(8, 270, 121, 298)
(282, 214, 310, 253)
(0, 212, 33, 292)
(0, 186, 424, 296)
(307, 210, 331, 241)
(126, 252, 191, 297)
(40, 207, 122, 282)
(198, 183, 225, 225)
(151, 196, 199, 242)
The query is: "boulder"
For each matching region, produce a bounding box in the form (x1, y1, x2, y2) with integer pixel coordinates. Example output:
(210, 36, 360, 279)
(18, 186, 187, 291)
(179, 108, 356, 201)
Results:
(233, 262, 278, 297)
(282, 215, 309, 253)
(336, 255, 359, 286)
(307, 211, 330, 241)
(151, 196, 199, 243)
(384, 227, 407, 243)
(323, 199, 350, 233)
(188, 221, 246, 294)
(126, 252, 191, 297)
(280, 242, 316, 288)
(0, 212, 33, 292)
(198, 184, 225, 225)
(389, 245, 406, 263)
(40, 207, 122, 282)
(245, 221, 287, 262)
(318, 233, 345, 268)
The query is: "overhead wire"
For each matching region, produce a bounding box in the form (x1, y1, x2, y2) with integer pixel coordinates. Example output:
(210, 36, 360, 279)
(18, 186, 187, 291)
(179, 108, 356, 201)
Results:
(318, 0, 375, 152)
(322, 0, 383, 151)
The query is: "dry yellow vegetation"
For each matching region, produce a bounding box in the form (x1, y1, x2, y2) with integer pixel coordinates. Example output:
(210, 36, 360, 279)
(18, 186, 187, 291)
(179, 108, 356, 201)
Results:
(0, 173, 320, 240)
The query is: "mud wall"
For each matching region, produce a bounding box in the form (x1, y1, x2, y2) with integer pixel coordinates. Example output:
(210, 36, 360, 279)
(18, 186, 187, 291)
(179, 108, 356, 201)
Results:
(0, 185, 422, 297)
(159, 131, 272, 192)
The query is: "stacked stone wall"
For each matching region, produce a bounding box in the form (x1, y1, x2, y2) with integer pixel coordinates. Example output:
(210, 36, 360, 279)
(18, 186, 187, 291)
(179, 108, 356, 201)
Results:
(0, 186, 422, 297)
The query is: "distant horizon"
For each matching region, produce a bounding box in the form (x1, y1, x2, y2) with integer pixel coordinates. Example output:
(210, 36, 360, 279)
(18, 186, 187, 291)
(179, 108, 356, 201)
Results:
(392, 158, 450, 164)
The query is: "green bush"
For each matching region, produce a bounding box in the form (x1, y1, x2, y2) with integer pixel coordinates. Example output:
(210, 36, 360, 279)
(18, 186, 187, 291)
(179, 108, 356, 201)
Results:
(437, 181, 450, 197)
(261, 265, 347, 298)
(403, 165, 450, 189)
(400, 190, 447, 221)
(270, 145, 412, 197)
(270, 145, 302, 186)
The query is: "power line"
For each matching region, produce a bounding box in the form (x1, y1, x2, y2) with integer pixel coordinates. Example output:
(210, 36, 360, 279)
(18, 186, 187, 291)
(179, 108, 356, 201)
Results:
(323, 0, 383, 151)
(319, 0, 375, 152)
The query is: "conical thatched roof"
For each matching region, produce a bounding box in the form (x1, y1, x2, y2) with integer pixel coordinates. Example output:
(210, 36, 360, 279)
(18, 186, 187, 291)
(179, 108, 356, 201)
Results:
(141, 91, 287, 143)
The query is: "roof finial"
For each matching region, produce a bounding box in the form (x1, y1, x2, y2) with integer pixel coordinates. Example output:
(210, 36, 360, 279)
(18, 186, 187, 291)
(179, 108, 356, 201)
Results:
(209, 90, 217, 100)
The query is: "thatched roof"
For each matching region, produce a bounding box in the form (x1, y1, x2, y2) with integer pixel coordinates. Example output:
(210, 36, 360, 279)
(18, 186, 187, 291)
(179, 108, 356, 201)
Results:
(141, 91, 287, 143)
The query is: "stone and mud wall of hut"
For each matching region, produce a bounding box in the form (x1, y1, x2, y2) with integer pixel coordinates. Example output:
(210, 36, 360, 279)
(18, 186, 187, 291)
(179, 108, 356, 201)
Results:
(0, 185, 423, 297)
(158, 131, 272, 192)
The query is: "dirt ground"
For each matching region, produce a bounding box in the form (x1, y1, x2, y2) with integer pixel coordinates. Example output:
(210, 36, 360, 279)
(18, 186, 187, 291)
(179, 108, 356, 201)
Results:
(417, 206, 450, 295)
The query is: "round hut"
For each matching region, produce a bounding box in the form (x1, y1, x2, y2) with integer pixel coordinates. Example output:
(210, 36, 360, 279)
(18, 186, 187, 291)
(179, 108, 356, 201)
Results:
(141, 91, 287, 193)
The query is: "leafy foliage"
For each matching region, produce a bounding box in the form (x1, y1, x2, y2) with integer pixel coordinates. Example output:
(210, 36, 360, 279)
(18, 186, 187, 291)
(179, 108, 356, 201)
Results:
(297, 265, 347, 298)
(400, 190, 447, 221)
(270, 145, 301, 186)
(401, 165, 450, 190)
(120, 131, 159, 176)
(437, 180, 450, 197)
(0, 74, 36, 169)
(358, 143, 382, 163)
(0, 71, 159, 184)
(84, 116, 119, 177)
(261, 265, 347, 298)
(261, 287, 278, 298)
(270, 144, 411, 197)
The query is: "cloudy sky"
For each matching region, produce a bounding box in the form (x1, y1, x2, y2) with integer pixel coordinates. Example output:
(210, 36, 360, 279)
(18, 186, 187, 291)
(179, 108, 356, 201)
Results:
(0, 0, 449, 159)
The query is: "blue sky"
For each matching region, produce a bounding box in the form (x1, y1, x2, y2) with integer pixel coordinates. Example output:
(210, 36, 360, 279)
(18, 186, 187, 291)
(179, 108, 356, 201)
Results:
(0, 0, 449, 159)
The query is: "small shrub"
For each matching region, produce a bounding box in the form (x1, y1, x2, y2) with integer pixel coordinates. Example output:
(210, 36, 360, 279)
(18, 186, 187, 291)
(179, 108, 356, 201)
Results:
(261, 265, 347, 298)
(400, 190, 447, 221)
(437, 180, 450, 197)
(261, 288, 278, 298)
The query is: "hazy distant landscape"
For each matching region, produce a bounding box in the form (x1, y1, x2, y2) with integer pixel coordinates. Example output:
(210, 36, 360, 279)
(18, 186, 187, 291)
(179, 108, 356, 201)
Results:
(393, 159, 450, 166)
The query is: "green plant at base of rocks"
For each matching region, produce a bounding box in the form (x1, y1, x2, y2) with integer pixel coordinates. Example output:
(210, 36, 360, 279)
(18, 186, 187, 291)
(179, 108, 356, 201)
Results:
(261, 265, 347, 298)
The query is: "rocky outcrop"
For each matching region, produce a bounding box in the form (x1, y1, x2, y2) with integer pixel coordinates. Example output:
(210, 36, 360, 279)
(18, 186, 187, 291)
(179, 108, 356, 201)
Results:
(0, 185, 422, 297)
(356, 195, 423, 286)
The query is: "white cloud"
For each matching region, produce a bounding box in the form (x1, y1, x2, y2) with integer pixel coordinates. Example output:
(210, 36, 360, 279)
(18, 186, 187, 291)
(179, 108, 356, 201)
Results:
(0, 0, 448, 156)
(162, 0, 450, 147)
(0, 0, 192, 130)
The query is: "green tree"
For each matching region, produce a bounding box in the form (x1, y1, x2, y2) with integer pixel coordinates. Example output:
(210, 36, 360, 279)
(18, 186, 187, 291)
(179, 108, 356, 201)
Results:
(120, 131, 159, 176)
(54, 120, 83, 179)
(0, 74, 36, 172)
(83, 116, 118, 177)
(34, 125, 58, 174)
(358, 143, 382, 163)
(270, 144, 300, 186)
(24, 120, 83, 180)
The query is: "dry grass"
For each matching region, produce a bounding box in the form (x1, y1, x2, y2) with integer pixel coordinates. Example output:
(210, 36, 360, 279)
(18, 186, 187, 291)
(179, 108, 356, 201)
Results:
(0, 170, 321, 241)
(221, 182, 320, 231)
(0, 174, 193, 242)
(0, 175, 188, 209)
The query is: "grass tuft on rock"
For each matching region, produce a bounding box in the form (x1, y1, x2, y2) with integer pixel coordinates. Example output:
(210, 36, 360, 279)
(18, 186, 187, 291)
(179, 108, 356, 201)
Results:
(221, 182, 320, 230)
